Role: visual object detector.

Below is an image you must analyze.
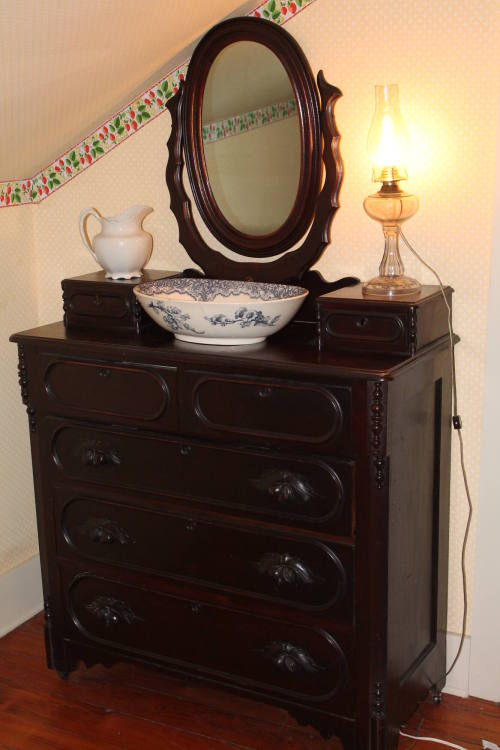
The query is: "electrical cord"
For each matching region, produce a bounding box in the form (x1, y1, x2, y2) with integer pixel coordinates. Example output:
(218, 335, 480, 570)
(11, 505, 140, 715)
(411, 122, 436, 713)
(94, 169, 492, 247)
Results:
(398, 228, 473, 687)
(399, 731, 469, 750)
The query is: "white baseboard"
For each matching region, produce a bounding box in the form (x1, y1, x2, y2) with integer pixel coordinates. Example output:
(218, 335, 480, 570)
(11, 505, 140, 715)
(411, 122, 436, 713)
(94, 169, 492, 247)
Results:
(0, 555, 43, 639)
(442, 632, 471, 698)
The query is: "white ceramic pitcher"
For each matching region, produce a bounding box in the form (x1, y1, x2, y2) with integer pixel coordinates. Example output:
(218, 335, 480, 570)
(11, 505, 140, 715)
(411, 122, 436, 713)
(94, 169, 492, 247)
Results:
(79, 205, 153, 279)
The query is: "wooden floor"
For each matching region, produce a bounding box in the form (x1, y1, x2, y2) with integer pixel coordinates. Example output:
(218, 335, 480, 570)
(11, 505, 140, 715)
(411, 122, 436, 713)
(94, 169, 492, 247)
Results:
(0, 615, 498, 750)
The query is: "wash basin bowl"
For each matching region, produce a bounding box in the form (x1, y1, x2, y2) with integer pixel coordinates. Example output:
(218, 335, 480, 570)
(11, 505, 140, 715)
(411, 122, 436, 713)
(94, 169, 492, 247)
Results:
(133, 277, 308, 345)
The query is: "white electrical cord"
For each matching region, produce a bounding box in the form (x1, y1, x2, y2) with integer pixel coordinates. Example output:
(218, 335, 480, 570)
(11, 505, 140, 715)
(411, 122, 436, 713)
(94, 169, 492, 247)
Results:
(399, 731, 468, 750)
(398, 227, 474, 683)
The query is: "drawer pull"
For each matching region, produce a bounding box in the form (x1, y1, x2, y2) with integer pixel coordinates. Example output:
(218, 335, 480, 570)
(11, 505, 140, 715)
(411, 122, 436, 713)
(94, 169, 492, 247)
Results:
(356, 317, 369, 328)
(254, 470, 318, 506)
(97, 368, 111, 378)
(185, 519, 198, 532)
(83, 442, 121, 468)
(85, 596, 142, 628)
(180, 445, 192, 456)
(190, 602, 202, 615)
(262, 640, 323, 674)
(79, 518, 132, 546)
(255, 552, 320, 586)
(257, 386, 272, 399)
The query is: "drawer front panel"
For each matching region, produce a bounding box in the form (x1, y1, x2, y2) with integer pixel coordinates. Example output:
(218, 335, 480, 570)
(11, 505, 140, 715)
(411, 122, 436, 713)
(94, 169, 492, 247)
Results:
(66, 292, 130, 321)
(49, 422, 352, 534)
(321, 309, 408, 354)
(42, 357, 175, 426)
(182, 371, 351, 451)
(58, 493, 353, 614)
(66, 571, 352, 706)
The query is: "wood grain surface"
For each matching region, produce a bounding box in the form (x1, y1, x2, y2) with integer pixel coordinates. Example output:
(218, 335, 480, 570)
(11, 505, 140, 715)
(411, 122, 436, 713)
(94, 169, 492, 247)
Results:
(0, 614, 498, 750)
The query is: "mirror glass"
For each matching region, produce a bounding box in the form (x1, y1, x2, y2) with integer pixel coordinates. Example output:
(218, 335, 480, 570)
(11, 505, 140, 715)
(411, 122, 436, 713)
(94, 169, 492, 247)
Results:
(202, 41, 300, 237)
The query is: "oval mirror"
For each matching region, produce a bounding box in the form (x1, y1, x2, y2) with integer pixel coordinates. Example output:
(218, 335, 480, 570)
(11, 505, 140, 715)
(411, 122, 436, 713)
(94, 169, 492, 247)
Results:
(201, 41, 301, 237)
(181, 18, 323, 259)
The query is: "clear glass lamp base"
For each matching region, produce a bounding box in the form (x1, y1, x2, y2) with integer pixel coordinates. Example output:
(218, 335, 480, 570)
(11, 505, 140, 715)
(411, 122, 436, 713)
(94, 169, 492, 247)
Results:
(362, 274, 421, 297)
(363, 184, 421, 298)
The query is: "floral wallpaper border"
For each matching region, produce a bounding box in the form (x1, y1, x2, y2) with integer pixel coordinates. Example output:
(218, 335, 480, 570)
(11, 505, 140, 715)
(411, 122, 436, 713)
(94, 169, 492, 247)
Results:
(0, 0, 315, 208)
(202, 98, 297, 144)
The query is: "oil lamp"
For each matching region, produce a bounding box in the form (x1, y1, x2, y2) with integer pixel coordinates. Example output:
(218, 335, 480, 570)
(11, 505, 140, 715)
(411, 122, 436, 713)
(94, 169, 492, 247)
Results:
(363, 84, 420, 296)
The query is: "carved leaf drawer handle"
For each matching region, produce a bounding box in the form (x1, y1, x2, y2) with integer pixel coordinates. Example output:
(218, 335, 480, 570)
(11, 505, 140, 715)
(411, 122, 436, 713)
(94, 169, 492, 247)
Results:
(254, 470, 318, 506)
(262, 640, 324, 674)
(79, 518, 132, 545)
(255, 552, 321, 586)
(83, 442, 121, 468)
(85, 596, 143, 628)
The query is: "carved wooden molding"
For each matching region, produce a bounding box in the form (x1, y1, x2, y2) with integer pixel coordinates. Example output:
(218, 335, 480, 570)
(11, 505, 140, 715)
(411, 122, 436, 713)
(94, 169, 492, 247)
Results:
(17, 344, 36, 431)
(409, 306, 418, 355)
(372, 680, 385, 719)
(262, 640, 324, 674)
(82, 442, 121, 468)
(86, 596, 142, 628)
(165, 25, 344, 283)
(255, 552, 321, 586)
(78, 518, 132, 546)
(371, 680, 386, 750)
(254, 469, 319, 506)
(370, 381, 387, 490)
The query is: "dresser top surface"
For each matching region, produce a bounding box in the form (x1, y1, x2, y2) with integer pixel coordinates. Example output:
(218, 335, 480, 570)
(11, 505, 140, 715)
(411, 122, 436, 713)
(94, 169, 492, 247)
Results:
(10, 320, 449, 380)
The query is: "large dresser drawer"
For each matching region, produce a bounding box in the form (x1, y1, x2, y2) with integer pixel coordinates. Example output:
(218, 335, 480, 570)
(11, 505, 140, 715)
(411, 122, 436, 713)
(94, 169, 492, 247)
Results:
(37, 355, 177, 431)
(56, 491, 353, 616)
(47, 420, 353, 534)
(181, 370, 352, 452)
(64, 570, 354, 709)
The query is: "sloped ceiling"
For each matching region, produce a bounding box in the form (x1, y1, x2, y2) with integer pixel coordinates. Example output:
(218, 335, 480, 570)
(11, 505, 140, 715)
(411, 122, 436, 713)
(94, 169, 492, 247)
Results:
(0, 0, 252, 180)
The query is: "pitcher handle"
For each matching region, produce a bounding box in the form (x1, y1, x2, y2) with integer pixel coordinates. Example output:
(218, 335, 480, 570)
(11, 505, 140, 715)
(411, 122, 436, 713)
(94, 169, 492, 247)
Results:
(79, 207, 102, 260)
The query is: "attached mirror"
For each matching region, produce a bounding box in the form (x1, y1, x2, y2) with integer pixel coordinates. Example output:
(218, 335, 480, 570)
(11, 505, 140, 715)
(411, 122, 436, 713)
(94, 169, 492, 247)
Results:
(202, 41, 300, 237)
(166, 17, 344, 284)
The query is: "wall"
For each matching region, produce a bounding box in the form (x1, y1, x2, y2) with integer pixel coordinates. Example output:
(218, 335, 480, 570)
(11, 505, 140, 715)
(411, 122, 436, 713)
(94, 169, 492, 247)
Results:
(0, 207, 39, 575)
(468, 77, 500, 702)
(3, 0, 500, 645)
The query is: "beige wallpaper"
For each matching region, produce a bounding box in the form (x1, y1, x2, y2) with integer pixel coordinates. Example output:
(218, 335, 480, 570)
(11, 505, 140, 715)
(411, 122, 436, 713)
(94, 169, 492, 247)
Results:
(0, 0, 249, 179)
(0, 207, 39, 574)
(4, 0, 500, 635)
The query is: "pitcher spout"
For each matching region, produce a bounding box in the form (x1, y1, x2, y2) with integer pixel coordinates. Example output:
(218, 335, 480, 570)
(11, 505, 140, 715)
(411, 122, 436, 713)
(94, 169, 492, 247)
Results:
(109, 205, 153, 225)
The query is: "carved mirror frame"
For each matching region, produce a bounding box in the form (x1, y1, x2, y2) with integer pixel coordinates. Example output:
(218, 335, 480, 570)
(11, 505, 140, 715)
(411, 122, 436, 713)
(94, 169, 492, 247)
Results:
(166, 17, 350, 287)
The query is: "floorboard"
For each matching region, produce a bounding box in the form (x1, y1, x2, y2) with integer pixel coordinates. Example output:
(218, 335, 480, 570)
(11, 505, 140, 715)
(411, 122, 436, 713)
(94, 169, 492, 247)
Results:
(0, 615, 498, 749)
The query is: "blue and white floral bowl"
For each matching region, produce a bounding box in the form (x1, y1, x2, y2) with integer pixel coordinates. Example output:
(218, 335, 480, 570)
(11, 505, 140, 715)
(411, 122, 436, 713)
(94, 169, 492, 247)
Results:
(133, 278, 308, 345)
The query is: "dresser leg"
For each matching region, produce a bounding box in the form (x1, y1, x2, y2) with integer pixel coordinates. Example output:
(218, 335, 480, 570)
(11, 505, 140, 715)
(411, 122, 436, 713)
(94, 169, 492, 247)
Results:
(286, 709, 355, 748)
(43, 599, 77, 676)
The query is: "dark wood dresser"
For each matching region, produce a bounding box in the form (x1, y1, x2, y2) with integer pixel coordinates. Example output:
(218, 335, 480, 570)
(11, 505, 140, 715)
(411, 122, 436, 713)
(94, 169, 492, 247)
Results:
(11, 285, 452, 750)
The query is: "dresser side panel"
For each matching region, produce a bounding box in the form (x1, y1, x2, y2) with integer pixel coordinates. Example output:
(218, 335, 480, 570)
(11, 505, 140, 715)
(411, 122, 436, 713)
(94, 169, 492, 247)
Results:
(385, 344, 452, 740)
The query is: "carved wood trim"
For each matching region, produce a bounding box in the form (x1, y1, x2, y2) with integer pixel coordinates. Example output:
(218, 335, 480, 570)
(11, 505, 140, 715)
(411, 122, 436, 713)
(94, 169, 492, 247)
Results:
(165, 21, 344, 283)
(409, 306, 418, 355)
(182, 17, 322, 259)
(78, 518, 132, 546)
(255, 552, 323, 587)
(86, 596, 142, 628)
(370, 381, 387, 490)
(17, 344, 36, 431)
(371, 680, 386, 750)
(262, 640, 324, 674)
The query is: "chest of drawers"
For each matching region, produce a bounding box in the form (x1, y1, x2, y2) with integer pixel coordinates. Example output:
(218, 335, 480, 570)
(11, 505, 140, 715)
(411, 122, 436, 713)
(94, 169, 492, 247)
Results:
(11, 313, 452, 750)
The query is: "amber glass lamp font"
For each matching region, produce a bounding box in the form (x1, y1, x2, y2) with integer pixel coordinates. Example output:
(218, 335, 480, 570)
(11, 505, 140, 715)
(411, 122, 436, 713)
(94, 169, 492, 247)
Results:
(362, 84, 420, 297)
